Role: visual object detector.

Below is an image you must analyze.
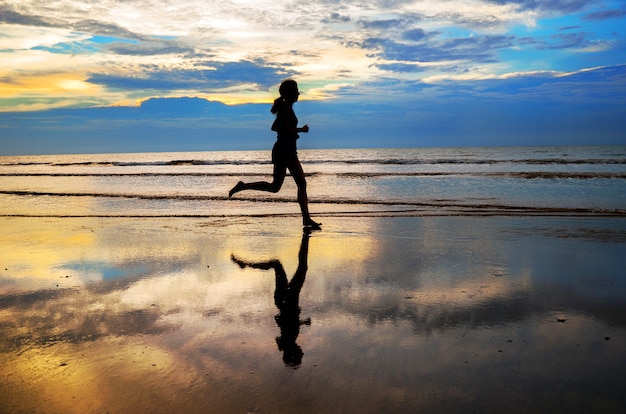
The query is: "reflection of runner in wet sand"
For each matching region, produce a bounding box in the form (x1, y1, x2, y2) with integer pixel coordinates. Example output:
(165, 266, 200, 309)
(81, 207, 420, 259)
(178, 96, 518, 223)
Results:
(231, 230, 312, 367)
(228, 80, 321, 229)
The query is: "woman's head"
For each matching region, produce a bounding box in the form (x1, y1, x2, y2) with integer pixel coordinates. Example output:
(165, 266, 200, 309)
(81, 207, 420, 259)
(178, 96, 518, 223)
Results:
(279, 79, 299, 102)
(271, 79, 300, 114)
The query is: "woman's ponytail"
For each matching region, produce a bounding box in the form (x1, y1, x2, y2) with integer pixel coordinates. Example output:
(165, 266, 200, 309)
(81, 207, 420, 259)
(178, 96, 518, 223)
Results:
(270, 97, 284, 114)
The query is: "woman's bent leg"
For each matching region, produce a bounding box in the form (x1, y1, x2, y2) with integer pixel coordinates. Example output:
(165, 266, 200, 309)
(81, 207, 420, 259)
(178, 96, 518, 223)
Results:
(229, 164, 286, 197)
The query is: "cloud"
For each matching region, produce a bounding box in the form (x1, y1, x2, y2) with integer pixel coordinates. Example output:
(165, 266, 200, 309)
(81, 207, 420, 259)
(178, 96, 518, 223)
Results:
(402, 28, 438, 42)
(449, 64, 626, 103)
(363, 33, 514, 63)
(583, 9, 626, 21)
(321, 12, 351, 23)
(359, 18, 409, 30)
(138, 96, 226, 114)
(446, 12, 507, 29)
(375, 62, 426, 73)
(484, 0, 597, 12)
(0, 5, 146, 41)
(536, 32, 589, 49)
(0, 6, 55, 27)
(105, 40, 195, 56)
(87, 60, 291, 92)
(71, 19, 147, 40)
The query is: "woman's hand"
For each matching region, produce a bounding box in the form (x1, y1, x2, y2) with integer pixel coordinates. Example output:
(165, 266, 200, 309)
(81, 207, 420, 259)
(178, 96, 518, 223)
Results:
(299, 124, 309, 133)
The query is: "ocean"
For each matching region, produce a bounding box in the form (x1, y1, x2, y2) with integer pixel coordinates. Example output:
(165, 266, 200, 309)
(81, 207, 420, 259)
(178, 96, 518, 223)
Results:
(1, 146, 625, 218)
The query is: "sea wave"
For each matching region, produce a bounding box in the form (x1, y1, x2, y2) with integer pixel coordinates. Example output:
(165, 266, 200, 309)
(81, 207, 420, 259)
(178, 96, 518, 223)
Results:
(1, 172, 625, 179)
(2, 158, 626, 168)
(2, 190, 625, 217)
(0, 160, 272, 167)
(323, 158, 626, 166)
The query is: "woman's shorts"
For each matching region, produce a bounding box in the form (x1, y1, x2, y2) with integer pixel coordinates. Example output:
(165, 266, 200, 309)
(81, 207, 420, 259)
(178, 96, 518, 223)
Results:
(272, 140, 298, 166)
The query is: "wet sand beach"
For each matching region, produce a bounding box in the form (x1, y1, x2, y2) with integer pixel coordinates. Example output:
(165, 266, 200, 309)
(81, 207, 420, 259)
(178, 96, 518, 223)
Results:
(1, 215, 625, 413)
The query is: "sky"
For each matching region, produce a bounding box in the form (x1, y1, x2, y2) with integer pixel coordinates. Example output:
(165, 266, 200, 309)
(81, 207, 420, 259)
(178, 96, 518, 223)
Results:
(1, 0, 625, 155)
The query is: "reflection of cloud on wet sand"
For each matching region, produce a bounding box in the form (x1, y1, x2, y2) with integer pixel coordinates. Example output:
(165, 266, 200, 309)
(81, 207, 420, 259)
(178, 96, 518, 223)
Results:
(0, 287, 171, 352)
(0, 218, 98, 287)
(0, 217, 207, 294)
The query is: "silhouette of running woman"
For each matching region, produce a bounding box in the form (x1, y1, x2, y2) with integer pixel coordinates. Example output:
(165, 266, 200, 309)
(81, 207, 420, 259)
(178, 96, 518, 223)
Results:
(231, 230, 312, 367)
(229, 80, 321, 229)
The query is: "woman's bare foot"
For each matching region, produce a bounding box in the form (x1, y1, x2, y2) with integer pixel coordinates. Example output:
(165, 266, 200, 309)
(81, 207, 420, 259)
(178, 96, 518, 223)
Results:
(303, 219, 322, 229)
(229, 181, 244, 198)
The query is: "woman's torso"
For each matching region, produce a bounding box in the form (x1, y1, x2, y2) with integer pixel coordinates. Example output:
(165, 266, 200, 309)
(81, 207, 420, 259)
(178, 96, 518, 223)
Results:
(274, 107, 299, 142)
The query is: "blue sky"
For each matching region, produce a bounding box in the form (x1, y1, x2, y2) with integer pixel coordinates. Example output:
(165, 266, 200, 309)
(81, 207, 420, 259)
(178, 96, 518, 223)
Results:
(1, 0, 625, 155)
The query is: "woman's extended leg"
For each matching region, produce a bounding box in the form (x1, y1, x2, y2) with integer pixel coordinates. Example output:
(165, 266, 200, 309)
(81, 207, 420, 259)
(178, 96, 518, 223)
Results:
(288, 160, 321, 228)
(229, 164, 286, 197)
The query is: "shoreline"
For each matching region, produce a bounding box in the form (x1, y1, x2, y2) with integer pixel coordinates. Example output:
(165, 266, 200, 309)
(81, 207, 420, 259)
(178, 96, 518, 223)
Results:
(2, 200, 626, 218)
